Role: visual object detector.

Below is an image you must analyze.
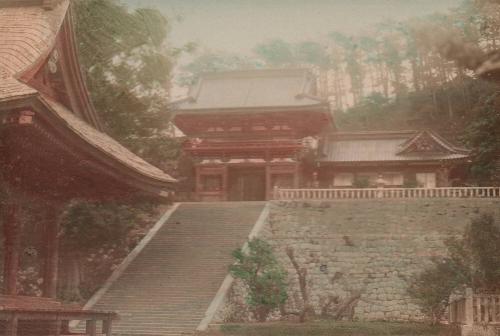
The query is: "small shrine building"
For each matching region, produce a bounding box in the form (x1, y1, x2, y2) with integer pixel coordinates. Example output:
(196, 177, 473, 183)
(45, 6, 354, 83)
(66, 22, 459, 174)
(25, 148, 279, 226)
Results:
(317, 130, 470, 188)
(172, 70, 470, 201)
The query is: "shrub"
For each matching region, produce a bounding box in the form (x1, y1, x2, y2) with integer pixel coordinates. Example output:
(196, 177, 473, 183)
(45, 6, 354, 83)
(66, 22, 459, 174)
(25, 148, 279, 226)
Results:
(408, 213, 500, 323)
(407, 258, 466, 324)
(353, 177, 370, 188)
(230, 238, 288, 322)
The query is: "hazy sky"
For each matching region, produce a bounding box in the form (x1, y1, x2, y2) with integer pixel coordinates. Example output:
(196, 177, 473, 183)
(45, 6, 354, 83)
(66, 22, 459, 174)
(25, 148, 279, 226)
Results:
(125, 0, 463, 56)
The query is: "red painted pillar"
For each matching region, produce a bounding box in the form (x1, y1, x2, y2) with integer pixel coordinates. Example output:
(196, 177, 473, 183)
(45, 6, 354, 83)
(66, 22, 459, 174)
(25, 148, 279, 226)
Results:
(3, 202, 20, 295)
(222, 165, 228, 201)
(42, 204, 61, 298)
(294, 163, 300, 188)
(265, 165, 272, 200)
(195, 165, 201, 201)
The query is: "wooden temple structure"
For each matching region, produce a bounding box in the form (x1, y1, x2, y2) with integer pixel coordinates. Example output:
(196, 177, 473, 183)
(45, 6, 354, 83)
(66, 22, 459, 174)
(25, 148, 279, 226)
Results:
(0, 0, 175, 334)
(317, 130, 470, 188)
(172, 69, 333, 201)
(172, 70, 470, 200)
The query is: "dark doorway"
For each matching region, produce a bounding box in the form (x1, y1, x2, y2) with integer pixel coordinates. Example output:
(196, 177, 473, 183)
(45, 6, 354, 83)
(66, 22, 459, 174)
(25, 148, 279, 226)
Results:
(228, 167, 266, 201)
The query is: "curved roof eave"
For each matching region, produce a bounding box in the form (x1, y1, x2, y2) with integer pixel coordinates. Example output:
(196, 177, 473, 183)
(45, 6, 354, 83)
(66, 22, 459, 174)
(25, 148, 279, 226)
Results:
(38, 95, 177, 189)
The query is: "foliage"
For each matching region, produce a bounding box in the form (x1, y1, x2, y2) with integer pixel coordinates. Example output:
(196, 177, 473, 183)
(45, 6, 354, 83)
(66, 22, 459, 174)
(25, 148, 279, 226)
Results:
(403, 176, 418, 188)
(254, 39, 295, 67)
(60, 200, 149, 250)
(64, 1, 184, 298)
(229, 239, 288, 322)
(463, 92, 500, 183)
(73, 0, 181, 167)
(178, 51, 262, 86)
(407, 258, 466, 324)
(58, 199, 159, 301)
(463, 213, 500, 289)
(353, 177, 371, 189)
(408, 213, 500, 323)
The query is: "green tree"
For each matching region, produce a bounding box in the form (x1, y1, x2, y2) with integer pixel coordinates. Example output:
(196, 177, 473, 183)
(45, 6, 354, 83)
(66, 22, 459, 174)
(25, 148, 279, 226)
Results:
(254, 39, 296, 67)
(230, 238, 288, 322)
(329, 32, 365, 105)
(59, 199, 154, 301)
(178, 51, 261, 86)
(73, 0, 180, 167)
(294, 41, 329, 68)
(464, 92, 500, 183)
(408, 214, 500, 323)
(53, 0, 182, 301)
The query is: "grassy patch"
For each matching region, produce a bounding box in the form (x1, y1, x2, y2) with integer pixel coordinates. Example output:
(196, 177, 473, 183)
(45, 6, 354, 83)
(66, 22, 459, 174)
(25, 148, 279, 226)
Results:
(205, 321, 444, 336)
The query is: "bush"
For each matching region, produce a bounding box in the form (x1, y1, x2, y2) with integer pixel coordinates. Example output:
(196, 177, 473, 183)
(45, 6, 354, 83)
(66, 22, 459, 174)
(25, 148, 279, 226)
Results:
(229, 238, 288, 322)
(407, 258, 466, 324)
(403, 177, 418, 188)
(353, 177, 370, 188)
(408, 213, 500, 323)
(58, 199, 159, 301)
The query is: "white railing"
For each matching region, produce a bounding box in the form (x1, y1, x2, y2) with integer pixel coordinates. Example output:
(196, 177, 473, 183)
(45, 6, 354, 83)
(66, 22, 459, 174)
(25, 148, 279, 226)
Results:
(449, 288, 500, 325)
(273, 187, 500, 200)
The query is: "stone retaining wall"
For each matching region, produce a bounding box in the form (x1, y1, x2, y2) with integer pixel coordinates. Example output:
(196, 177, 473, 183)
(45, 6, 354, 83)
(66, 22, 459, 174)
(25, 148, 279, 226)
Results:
(215, 199, 500, 323)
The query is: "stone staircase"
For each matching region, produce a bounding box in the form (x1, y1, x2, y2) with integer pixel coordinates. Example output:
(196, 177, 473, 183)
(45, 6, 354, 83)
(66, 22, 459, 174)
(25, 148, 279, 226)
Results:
(81, 202, 265, 336)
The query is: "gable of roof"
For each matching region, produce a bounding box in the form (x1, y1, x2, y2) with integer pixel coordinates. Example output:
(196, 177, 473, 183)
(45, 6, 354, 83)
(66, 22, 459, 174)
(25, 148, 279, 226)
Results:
(0, 0, 103, 130)
(319, 131, 470, 164)
(397, 130, 469, 156)
(173, 68, 328, 112)
(0, 0, 68, 99)
(0, 1, 176, 194)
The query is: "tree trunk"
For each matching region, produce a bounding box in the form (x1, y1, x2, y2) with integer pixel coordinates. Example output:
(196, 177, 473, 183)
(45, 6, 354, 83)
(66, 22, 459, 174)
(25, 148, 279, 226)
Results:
(42, 204, 62, 299)
(59, 250, 82, 302)
(286, 247, 314, 322)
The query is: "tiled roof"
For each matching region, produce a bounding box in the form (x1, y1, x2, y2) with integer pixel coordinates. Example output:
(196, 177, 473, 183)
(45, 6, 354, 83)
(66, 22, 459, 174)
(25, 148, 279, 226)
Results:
(0, 1, 176, 189)
(173, 68, 327, 111)
(41, 95, 176, 183)
(320, 131, 470, 163)
(0, 0, 68, 101)
(0, 77, 37, 102)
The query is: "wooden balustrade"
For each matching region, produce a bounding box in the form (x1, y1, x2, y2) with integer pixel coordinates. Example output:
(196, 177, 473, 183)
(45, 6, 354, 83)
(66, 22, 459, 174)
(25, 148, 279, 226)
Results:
(273, 187, 500, 200)
(449, 289, 500, 325)
(0, 295, 116, 336)
(472, 294, 500, 324)
(449, 297, 467, 324)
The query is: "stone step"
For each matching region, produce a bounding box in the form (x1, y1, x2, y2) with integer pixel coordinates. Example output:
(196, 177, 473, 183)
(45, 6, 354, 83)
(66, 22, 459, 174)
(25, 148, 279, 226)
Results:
(81, 202, 265, 335)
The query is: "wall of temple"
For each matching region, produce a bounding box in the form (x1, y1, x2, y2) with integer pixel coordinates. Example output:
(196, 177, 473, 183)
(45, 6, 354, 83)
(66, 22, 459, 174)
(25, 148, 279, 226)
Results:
(215, 199, 500, 322)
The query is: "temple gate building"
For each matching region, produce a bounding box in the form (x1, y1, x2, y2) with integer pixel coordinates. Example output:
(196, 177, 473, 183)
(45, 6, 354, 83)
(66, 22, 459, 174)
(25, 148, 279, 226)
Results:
(172, 69, 333, 201)
(173, 69, 470, 201)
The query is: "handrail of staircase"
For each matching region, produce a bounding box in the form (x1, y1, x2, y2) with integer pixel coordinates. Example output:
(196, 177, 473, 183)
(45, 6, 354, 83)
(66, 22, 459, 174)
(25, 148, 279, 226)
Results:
(272, 186, 500, 200)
